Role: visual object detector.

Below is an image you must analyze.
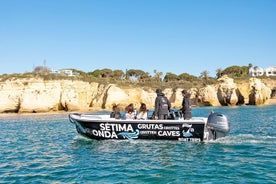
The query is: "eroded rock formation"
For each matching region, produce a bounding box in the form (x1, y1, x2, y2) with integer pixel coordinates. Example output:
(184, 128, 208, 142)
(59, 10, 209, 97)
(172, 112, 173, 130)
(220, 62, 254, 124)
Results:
(0, 76, 273, 113)
(248, 78, 271, 105)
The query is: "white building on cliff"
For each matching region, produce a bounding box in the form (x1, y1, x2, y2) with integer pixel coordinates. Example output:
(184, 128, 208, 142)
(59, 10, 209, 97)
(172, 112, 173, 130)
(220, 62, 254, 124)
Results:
(249, 66, 276, 77)
(50, 69, 79, 77)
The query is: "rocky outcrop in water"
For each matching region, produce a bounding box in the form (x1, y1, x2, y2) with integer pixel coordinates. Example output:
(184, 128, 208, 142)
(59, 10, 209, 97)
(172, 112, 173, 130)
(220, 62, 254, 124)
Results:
(217, 76, 239, 105)
(198, 75, 271, 106)
(0, 76, 273, 113)
(248, 78, 271, 105)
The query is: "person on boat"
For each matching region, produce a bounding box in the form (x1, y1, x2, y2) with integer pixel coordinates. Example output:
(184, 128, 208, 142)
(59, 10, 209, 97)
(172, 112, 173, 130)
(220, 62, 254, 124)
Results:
(137, 103, 148, 120)
(154, 89, 171, 120)
(125, 103, 136, 119)
(180, 89, 192, 120)
(110, 104, 122, 119)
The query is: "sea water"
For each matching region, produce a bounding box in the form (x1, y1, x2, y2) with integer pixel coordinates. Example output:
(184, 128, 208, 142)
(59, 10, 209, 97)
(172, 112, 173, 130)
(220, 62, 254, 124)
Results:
(0, 105, 275, 184)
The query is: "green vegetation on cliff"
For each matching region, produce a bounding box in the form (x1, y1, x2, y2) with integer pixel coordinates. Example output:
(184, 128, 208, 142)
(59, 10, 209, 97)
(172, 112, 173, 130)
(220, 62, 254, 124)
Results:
(1, 64, 275, 90)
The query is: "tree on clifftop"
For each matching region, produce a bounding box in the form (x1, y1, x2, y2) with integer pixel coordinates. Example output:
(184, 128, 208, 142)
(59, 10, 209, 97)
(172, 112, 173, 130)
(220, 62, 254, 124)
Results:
(164, 72, 178, 82)
(33, 66, 50, 75)
(216, 68, 223, 79)
(88, 68, 113, 78)
(222, 65, 248, 78)
(200, 70, 210, 85)
(112, 70, 124, 79)
(153, 70, 163, 82)
(178, 72, 198, 82)
(126, 69, 150, 82)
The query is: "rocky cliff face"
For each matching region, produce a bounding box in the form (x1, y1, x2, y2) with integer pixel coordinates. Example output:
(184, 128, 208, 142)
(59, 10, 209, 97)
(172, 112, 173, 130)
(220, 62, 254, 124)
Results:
(197, 76, 271, 106)
(0, 78, 100, 113)
(0, 76, 273, 113)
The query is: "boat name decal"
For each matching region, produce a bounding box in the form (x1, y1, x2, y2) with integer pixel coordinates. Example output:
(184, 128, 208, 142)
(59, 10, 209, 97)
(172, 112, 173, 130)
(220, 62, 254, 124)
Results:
(158, 130, 180, 137)
(140, 131, 157, 135)
(137, 124, 163, 130)
(83, 122, 200, 139)
(100, 123, 134, 132)
(178, 138, 201, 142)
(88, 129, 118, 139)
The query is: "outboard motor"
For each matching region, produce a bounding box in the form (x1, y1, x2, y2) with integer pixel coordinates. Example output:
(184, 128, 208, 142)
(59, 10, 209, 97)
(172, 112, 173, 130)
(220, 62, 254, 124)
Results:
(206, 112, 230, 140)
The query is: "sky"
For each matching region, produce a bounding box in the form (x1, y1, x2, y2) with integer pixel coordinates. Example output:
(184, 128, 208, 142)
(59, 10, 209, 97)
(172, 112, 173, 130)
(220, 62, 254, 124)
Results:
(0, 0, 275, 77)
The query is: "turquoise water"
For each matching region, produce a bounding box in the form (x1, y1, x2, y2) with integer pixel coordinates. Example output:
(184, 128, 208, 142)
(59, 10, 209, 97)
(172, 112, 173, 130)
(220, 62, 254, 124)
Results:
(0, 105, 275, 184)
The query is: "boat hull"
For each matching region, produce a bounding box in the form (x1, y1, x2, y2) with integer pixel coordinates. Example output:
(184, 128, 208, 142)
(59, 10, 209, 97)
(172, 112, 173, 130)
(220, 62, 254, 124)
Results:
(69, 113, 208, 141)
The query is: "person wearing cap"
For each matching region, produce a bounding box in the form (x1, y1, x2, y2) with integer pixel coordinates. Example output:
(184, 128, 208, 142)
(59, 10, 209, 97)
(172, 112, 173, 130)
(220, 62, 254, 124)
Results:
(154, 89, 171, 120)
(180, 89, 192, 120)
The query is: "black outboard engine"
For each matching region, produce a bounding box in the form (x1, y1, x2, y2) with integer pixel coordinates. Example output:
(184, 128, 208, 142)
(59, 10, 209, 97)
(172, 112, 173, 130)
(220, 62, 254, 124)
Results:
(206, 112, 230, 140)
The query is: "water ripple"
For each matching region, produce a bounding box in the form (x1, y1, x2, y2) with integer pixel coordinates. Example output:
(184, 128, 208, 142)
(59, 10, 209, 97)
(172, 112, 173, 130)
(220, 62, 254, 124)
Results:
(0, 106, 276, 183)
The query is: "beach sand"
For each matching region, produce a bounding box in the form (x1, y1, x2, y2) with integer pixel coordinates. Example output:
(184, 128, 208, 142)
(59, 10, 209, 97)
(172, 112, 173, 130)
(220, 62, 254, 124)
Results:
(269, 98, 276, 105)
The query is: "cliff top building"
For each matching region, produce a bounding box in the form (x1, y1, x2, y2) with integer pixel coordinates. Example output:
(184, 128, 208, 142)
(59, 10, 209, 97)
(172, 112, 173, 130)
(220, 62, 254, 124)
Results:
(50, 69, 79, 77)
(249, 66, 276, 77)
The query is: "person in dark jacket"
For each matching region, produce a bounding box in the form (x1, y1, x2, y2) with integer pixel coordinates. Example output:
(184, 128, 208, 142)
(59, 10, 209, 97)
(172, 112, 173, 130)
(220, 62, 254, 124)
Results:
(154, 89, 171, 120)
(110, 104, 121, 119)
(180, 89, 192, 120)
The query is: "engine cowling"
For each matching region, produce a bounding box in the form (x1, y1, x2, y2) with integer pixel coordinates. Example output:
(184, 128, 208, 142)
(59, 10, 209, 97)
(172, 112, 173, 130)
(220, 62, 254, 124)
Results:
(206, 112, 230, 140)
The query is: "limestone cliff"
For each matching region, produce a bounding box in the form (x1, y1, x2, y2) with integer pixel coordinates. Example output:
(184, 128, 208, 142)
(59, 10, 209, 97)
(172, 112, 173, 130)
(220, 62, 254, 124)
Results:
(197, 76, 271, 106)
(248, 78, 271, 105)
(0, 78, 100, 113)
(217, 76, 239, 105)
(0, 76, 274, 113)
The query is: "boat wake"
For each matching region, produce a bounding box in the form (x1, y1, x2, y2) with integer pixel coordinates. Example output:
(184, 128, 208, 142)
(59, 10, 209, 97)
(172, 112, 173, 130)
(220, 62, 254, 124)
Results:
(73, 135, 91, 141)
(207, 134, 276, 145)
